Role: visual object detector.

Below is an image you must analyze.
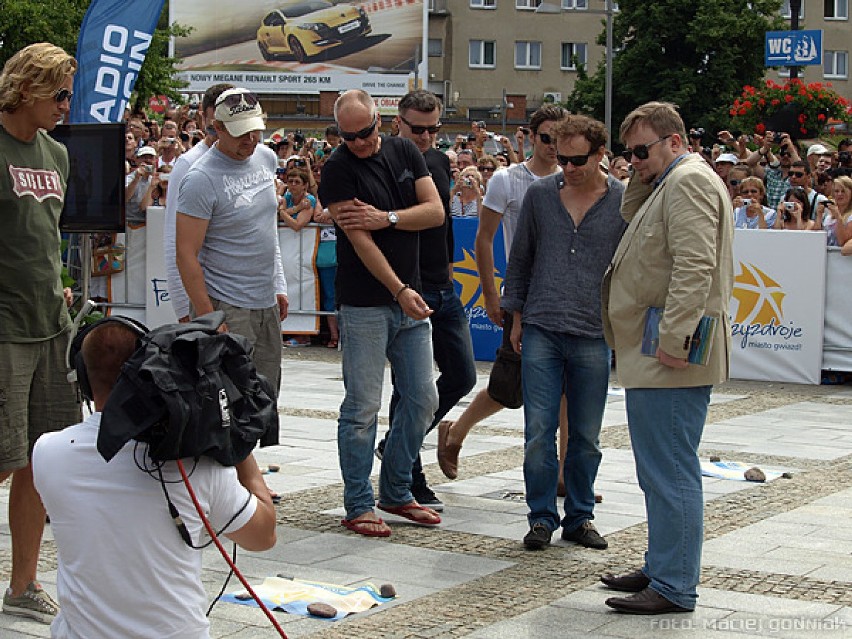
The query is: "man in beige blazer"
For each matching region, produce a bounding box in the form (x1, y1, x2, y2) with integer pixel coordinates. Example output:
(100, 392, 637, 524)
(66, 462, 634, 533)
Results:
(601, 102, 733, 615)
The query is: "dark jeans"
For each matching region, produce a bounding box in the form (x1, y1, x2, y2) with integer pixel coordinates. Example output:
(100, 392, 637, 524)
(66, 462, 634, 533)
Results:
(388, 287, 477, 482)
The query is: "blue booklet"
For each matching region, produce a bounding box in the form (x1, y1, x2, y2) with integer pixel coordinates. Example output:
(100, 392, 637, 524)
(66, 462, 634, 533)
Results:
(641, 307, 717, 366)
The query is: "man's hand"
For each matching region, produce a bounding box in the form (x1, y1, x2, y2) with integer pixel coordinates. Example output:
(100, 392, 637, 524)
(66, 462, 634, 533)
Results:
(656, 347, 688, 369)
(509, 311, 523, 354)
(397, 288, 432, 320)
(484, 294, 504, 327)
(277, 294, 289, 321)
(334, 198, 388, 231)
(63, 287, 73, 308)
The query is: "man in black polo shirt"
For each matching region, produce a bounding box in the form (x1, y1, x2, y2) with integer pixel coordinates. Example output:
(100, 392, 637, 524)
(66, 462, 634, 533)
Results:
(319, 89, 445, 537)
(375, 90, 477, 511)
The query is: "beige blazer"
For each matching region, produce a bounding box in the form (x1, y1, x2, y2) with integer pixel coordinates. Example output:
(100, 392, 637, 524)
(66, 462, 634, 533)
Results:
(602, 153, 734, 388)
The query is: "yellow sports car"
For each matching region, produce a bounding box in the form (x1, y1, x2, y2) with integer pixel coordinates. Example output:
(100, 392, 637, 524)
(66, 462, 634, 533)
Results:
(257, 1, 372, 63)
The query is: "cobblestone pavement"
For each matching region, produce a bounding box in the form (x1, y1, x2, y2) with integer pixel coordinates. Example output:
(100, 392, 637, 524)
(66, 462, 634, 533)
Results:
(1, 346, 850, 638)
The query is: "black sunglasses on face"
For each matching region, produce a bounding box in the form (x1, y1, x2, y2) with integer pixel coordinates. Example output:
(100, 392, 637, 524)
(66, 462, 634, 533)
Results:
(788, 171, 807, 178)
(339, 115, 378, 141)
(621, 135, 671, 161)
(556, 151, 595, 167)
(54, 88, 73, 103)
(216, 91, 259, 109)
(537, 132, 555, 145)
(399, 115, 441, 135)
(478, 165, 495, 172)
(729, 179, 743, 187)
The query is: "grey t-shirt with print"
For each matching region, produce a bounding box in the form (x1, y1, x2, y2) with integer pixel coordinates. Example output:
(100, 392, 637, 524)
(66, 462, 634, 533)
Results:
(177, 144, 279, 309)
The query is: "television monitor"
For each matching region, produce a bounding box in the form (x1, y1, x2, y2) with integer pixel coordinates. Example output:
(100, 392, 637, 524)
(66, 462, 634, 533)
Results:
(48, 123, 126, 232)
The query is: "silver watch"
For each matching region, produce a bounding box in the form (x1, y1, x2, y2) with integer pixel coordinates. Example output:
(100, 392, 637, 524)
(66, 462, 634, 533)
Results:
(387, 210, 399, 227)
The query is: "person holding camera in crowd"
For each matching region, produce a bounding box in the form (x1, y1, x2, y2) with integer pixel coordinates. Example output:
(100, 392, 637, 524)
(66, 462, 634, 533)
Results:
(788, 160, 828, 217)
(819, 175, 852, 247)
(774, 186, 813, 230)
(126, 146, 157, 226)
(450, 166, 483, 217)
(157, 131, 182, 169)
(745, 130, 800, 208)
(732, 176, 777, 229)
(33, 319, 276, 638)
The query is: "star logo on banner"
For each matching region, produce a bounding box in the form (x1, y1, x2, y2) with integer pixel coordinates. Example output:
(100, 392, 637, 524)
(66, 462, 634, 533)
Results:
(452, 248, 501, 309)
(731, 262, 785, 325)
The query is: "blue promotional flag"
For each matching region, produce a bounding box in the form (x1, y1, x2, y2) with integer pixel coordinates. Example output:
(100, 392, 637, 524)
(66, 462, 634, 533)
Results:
(70, 0, 166, 123)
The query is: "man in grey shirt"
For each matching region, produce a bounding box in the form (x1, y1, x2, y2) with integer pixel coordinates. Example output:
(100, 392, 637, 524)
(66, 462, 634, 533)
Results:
(502, 114, 626, 551)
(176, 88, 287, 435)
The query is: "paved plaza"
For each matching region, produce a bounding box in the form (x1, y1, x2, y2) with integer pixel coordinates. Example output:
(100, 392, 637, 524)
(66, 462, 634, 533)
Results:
(2, 347, 851, 638)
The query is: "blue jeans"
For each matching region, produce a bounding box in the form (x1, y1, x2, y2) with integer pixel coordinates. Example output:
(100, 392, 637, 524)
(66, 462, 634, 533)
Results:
(521, 325, 610, 532)
(337, 304, 438, 520)
(388, 287, 477, 478)
(626, 386, 711, 611)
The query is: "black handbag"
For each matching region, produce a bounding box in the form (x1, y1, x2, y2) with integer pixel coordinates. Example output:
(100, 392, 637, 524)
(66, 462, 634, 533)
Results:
(487, 345, 523, 409)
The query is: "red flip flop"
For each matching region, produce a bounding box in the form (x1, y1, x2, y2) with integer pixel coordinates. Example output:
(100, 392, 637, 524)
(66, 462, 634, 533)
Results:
(341, 517, 391, 537)
(377, 502, 441, 526)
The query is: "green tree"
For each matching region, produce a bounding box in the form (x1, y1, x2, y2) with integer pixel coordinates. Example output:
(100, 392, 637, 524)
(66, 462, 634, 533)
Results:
(565, 0, 785, 143)
(0, 0, 190, 113)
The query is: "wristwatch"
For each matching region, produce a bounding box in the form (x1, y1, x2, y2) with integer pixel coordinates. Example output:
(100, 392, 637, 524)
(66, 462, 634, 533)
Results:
(387, 211, 399, 228)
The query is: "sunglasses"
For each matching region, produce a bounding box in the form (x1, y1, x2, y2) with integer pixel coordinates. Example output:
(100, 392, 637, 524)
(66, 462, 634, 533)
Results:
(216, 91, 259, 109)
(556, 152, 595, 167)
(537, 132, 555, 145)
(339, 115, 378, 141)
(729, 179, 743, 187)
(478, 165, 495, 172)
(621, 135, 671, 161)
(54, 88, 73, 103)
(788, 171, 807, 178)
(399, 115, 441, 135)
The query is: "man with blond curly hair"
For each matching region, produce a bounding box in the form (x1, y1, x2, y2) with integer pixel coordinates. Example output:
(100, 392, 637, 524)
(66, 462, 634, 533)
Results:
(0, 42, 81, 624)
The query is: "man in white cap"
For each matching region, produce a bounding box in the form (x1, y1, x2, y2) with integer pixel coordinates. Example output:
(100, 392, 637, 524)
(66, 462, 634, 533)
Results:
(176, 88, 288, 428)
(125, 145, 157, 226)
(713, 152, 739, 184)
(806, 143, 833, 175)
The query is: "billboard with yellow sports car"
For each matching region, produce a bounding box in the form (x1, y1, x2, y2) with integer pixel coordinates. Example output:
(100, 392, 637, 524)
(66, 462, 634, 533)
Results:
(170, 0, 426, 95)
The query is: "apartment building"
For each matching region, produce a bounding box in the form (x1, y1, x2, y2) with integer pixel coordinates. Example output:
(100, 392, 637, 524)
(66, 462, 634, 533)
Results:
(427, 0, 851, 123)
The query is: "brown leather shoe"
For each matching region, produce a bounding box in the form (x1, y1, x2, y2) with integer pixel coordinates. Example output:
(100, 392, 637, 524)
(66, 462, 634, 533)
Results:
(605, 587, 692, 615)
(600, 569, 650, 592)
(437, 420, 461, 479)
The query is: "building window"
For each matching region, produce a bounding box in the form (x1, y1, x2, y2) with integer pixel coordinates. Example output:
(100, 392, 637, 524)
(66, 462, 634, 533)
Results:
(470, 0, 496, 8)
(824, 50, 848, 78)
(561, 42, 587, 70)
(469, 40, 496, 68)
(562, 0, 588, 9)
(428, 38, 444, 57)
(825, 0, 848, 19)
(781, 0, 804, 18)
(516, 0, 542, 8)
(515, 41, 542, 69)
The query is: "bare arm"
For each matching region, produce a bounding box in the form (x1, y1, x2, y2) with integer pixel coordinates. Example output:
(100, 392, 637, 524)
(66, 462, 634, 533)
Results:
(334, 176, 443, 232)
(328, 200, 432, 320)
(175, 212, 216, 318)
(224, 454, 276, 551)
(475, 205, 504, 325)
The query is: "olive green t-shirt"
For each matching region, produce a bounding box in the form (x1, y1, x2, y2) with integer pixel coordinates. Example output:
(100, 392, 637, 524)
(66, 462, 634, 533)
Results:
(0, 123, 71, 342)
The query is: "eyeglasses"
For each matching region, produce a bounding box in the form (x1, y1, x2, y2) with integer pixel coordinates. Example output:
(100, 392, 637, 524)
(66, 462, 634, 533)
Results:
(538, 132, 555, 145)
(729, 179, 743, 187)
(54, 88, 73, 104)
(478, 165, 495, 172)
(788, 171, 807, 178)
(557, 152, 595, 167)
(621, 135, 671, 161)
(339, 115, 378, 141)
(399, 115, 441, 135)
(216, 91, 259, 109)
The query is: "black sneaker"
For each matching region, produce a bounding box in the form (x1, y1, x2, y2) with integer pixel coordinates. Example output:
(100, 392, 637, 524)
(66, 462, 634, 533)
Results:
(411, 481, 444, 512)
(561, 520, 608, 549)
(523, 523, 552, 550)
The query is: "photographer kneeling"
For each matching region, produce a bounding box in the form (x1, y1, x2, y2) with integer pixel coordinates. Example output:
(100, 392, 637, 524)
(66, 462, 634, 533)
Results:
(32, 319, 276, 638)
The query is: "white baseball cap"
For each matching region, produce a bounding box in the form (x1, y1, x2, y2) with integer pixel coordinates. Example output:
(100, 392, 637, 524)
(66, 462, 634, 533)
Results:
(136, 146, 156, 158)
(716, 153, 738, 165)
(214, 88, 265, 137)
(807, 143, 830, 157)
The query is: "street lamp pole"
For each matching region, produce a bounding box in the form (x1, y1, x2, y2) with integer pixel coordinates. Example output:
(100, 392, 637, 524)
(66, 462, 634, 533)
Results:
(789, 0, 801, 80)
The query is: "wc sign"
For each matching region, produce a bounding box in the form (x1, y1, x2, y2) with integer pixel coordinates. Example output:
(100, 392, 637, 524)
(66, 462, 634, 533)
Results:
(765, 30, 822, 67)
